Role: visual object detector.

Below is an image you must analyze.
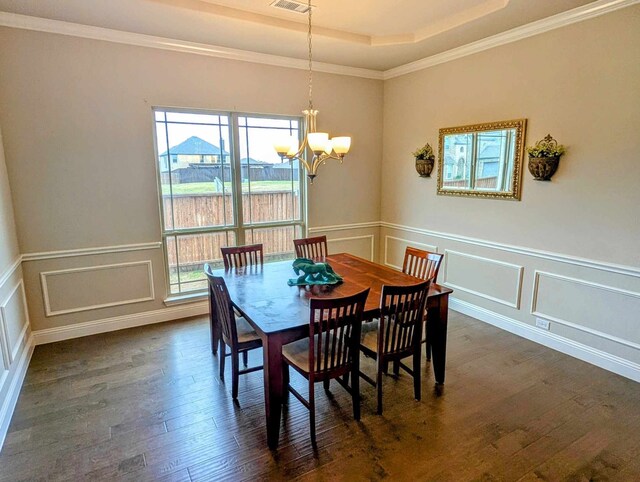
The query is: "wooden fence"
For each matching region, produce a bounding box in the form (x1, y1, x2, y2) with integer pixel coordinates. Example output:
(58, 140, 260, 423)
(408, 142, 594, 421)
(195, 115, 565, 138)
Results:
(164, 191, 300, 270)
(442, 176, 499, 189)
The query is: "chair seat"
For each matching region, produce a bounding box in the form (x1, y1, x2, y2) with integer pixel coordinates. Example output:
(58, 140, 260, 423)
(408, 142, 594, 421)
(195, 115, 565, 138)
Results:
(282, 336, 316, 374)
(236, 316, 261, 344)
(284, 335, 348, 375)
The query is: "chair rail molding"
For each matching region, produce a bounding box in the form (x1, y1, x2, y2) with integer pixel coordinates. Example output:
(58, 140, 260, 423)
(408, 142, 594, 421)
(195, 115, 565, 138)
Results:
(380, 221, 640, 278)
(308, 221, 381, 234)
(0, 256, 22, 289)
(21, 241, 162, 262)
(40, 260, 155, 317)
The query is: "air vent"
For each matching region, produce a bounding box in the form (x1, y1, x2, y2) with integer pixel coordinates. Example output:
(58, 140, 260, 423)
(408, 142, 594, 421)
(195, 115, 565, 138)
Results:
(270, 0, 311, 14)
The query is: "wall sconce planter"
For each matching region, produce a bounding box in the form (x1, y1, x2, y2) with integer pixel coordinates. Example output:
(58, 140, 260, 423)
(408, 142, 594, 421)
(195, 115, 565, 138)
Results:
(414, 143, 435, 177)
(527, 134, 566, 181)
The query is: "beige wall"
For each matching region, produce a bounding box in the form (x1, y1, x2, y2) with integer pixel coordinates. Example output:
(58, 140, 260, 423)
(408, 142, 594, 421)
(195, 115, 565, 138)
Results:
(0, 128, 19, 272)
(0, 27, 383, 332)
(381, 7, 640, 371)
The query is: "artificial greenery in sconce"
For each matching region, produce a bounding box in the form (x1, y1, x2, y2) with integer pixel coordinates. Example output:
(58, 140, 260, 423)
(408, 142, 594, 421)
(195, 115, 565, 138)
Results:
(413, 143, 435, 177)
(527, 134, 567, 181)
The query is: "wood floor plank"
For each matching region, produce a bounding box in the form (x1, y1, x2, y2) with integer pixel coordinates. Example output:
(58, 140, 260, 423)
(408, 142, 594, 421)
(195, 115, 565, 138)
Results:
(1, 313, 638, 481)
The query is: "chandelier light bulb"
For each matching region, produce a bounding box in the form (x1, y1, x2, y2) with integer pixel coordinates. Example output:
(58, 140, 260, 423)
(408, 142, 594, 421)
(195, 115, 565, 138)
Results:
(331, 137, 351, 155)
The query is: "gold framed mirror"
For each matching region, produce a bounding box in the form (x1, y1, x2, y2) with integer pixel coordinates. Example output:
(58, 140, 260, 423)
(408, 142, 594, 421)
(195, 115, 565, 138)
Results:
(437, 119, 527, 200)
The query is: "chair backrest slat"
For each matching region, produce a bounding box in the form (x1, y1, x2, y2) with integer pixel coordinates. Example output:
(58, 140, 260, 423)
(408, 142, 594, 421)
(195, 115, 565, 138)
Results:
(402, 247, 444, 283)
(308, 289, 369, 376)
(379, 281, 429, 358)
(204, 264, 238, 345)
(221, 244, 264, 270)
(294, 236, 329, 260)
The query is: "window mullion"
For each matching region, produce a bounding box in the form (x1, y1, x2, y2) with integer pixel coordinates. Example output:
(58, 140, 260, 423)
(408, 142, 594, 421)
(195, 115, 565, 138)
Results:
(230, 113, 245, 245)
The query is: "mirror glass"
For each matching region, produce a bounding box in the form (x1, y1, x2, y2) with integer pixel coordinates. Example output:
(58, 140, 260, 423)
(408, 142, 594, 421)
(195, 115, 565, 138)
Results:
(437, 119, 527, 200)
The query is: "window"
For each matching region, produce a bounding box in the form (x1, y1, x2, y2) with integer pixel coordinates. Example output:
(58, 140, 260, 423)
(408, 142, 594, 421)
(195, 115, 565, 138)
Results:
(154, 109, 304, 296)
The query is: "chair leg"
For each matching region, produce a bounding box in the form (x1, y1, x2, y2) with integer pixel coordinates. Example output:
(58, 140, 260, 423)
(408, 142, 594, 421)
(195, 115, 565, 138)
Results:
(413, 350, 421, 401)
(219, 341, 226, 380)
(232, 350, 240, 400)
(393, 360, 400, 376)
(352, 364, 360, 421)
(425, 329, 432, 362)
(376, 360, 384, 415)
(323, 379, 330, 391)
(210, 319, 218, 355)
(309, 380, 316, 444)
(242, 350, 248, 367)
(282, 361, 290, 388)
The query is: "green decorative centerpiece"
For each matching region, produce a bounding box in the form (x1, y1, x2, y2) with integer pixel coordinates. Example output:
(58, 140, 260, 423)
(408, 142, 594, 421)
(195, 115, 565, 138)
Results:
(527, 134, 566, 181)
(413, 143, 435, 178)
(287, 258, 343, 286)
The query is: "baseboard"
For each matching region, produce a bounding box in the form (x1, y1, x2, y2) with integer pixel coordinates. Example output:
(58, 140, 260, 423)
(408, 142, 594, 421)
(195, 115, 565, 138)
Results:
(32, 302, 209, 345)
(0, 333, 34, 451)
(450, 297, 640, 383)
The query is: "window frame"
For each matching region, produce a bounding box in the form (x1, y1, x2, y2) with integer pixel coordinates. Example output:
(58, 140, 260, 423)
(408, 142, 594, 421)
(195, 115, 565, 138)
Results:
(152, 107, 307, 298)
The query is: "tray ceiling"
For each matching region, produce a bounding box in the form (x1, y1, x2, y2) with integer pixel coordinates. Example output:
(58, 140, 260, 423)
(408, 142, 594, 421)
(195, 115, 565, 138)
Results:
(0, 0, 602, 70)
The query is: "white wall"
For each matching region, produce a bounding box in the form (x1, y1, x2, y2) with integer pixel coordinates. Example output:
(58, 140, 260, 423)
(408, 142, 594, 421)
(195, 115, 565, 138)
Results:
(381, 6, 640, 379)
(0, 27, 383, 335)
(0, 127, 32, 448)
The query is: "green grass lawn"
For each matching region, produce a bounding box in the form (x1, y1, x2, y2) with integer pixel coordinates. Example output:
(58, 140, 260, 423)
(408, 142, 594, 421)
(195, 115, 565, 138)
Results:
(162, 181, 296, 195)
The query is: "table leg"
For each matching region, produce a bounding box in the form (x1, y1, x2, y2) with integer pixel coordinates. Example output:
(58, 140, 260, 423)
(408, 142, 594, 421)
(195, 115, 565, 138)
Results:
(427, 294, 449, 384)
(263, 334, 284, 449)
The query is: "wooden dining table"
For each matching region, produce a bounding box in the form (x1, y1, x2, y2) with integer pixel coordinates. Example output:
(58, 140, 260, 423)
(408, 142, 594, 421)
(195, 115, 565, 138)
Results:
(214, 252, 453, 449)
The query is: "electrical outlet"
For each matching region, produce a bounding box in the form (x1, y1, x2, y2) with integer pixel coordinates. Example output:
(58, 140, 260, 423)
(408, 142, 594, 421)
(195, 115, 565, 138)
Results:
(535, 317, 550, 330)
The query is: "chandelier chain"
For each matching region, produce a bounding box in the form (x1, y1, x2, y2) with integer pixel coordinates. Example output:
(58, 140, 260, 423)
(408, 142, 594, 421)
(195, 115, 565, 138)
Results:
(307, 0, 313, 110)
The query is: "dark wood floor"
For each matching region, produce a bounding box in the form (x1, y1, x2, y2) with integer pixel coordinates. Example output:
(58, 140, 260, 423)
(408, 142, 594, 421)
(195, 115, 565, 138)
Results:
(1, 311, 639, 481)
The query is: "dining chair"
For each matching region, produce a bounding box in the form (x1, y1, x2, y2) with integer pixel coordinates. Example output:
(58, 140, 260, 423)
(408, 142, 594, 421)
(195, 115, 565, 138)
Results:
(402, 247, 444, 362)
(293, 235, 329, 260)
(221, 243, 264, 270)
(359, 280, 430, 415)
(281, 288, 369, 444)
(205, 264, 263, 400)
(402, 246, 443, 282)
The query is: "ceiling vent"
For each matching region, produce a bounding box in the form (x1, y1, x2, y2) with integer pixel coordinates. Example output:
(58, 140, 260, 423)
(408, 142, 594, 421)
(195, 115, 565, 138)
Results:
(269, 0, 312, 14)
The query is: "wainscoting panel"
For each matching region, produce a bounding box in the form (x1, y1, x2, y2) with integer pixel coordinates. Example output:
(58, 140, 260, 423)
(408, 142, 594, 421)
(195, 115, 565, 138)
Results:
(327, 235, 375, 261)
(444, 250, 524, 309)
(0, 281, 29, 362)
(40, 260, 155, 316)
(384, 235, 438, 270)
(532, 271, 640, 350)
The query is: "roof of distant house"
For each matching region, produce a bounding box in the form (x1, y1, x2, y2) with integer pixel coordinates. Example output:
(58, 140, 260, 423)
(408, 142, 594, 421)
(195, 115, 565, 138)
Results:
(160, 136, 230, 157)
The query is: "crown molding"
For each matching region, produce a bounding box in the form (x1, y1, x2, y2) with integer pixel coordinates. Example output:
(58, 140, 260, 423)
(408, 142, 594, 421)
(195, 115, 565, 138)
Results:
(0, 12, 384, 80)
(383, 0, 640, 79)
(0, 0, 636, 81)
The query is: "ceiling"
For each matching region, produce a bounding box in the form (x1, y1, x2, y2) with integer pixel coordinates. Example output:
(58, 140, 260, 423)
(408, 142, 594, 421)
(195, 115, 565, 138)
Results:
(0, 0, 600, 71)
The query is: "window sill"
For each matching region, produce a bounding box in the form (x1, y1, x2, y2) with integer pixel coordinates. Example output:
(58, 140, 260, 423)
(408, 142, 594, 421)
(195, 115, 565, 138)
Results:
(164, 292, 208, 307)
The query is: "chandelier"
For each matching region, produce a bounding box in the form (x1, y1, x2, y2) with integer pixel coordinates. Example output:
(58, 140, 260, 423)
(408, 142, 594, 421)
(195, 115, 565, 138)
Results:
(273, 0, 351, 183)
